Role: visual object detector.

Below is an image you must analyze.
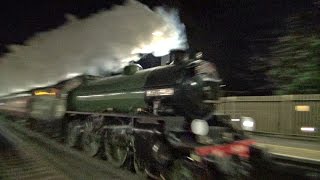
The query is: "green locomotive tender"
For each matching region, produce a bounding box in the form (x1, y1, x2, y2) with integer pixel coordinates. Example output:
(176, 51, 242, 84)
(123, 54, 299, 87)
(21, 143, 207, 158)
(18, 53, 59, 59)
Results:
(0, 50, 268, 179)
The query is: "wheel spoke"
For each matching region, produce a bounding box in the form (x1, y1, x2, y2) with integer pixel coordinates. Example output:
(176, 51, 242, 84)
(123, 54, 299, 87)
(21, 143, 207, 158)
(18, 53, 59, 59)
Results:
(104, 132, 128, 167)
(81, 121, 101, 157)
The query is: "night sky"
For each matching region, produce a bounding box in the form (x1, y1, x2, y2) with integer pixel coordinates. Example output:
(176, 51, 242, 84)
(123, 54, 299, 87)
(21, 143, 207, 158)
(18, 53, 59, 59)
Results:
(0, 0, 317, 95)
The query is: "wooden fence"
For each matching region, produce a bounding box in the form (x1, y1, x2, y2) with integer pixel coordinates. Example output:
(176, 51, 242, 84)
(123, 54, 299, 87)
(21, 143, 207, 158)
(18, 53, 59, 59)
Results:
(217, 94, 320, 137)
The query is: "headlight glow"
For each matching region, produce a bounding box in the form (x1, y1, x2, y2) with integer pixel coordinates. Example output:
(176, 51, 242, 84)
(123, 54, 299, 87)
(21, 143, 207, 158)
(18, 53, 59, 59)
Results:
(242, 120, 254, 128)
(191, 119, 209, 136)
(241, 117, 255, 131)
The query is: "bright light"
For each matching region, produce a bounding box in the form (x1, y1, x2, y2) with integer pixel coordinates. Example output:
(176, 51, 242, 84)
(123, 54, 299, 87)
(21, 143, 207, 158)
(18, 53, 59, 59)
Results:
(66, 73, 80, 79)
(146, 88, 174, 97)
(243, 120, 254, 128)
(231, 119, 240, 122)
(241, 117, 255, 131)
(295, 105, 310, 112)
(301, 127, 316, 132)
(190, 82, 197, 86)
(131, 21, 187, 57)
(152, 31, 163, 36)
(191, 119, 209, 136)
(34, 91, 56, 96)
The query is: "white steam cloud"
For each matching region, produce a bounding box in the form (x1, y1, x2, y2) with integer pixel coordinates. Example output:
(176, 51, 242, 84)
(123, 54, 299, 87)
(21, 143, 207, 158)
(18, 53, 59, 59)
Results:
(0, 0, 187, 96)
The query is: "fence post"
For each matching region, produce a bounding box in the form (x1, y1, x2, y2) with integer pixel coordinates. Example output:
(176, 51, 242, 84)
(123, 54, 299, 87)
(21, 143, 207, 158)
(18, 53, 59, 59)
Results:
(280, 95, 294, 134)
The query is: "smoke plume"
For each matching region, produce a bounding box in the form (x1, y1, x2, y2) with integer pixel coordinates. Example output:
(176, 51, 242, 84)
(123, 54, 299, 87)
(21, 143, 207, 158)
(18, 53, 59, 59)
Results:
(0, 0, 187, 95)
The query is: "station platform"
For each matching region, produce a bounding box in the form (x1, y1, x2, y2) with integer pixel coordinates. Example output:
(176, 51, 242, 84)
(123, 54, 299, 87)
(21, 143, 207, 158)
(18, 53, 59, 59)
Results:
(250, 134, 320, 162)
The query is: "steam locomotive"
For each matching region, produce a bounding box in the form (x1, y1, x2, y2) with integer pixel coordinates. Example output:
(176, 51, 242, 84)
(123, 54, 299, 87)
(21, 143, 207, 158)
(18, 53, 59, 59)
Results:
(0, 50, 269, 179)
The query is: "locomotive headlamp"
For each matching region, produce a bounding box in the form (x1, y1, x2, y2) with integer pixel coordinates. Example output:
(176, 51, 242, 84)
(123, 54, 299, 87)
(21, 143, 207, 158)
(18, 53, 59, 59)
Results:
(191, 119, 209, 136)
(146, 88, 174, 97)
(241, 117, 255, 131)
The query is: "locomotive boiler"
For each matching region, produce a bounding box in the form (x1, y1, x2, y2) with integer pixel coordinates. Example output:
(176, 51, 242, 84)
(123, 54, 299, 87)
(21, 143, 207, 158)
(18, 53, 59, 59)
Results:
(0, 50, 267, 180)
(68, 50, 220, 119)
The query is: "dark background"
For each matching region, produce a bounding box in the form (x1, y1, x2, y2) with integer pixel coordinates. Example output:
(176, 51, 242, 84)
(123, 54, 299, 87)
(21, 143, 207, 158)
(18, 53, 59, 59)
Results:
(0, 0, 318, 95)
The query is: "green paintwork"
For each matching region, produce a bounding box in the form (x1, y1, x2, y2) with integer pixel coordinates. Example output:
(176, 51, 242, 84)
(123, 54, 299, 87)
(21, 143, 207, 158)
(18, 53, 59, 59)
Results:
(69, 68, 157, 113)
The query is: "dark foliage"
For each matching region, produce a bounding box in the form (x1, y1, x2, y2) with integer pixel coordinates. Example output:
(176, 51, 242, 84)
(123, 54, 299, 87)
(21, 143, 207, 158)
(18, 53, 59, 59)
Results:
(269, 11, 320, 94)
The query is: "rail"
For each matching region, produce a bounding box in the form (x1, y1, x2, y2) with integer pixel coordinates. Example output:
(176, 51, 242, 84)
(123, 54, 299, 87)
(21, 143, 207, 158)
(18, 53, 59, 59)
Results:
(0, 118, 140, 180)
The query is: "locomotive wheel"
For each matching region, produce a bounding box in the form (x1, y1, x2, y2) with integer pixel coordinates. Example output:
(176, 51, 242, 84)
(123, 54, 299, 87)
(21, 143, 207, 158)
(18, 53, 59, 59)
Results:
(81, 131, 101, 157)
(104, 131, 128, 167)
(170, 160, 195, 180)
(81, 121, 101, 157)
(66, 121, 82, 148)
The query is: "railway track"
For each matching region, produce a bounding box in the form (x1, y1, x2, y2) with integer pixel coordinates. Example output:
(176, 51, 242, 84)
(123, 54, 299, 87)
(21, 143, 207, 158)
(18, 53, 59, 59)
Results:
(0, 149, 67, 180)
(1, 117, 319, 180)
(0, 122, 68, 180)
(0, 119, 139, 180)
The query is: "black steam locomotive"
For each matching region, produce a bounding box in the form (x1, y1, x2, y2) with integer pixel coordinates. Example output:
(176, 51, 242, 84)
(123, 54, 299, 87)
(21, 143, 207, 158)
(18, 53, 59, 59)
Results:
(0, 50, 269, 179)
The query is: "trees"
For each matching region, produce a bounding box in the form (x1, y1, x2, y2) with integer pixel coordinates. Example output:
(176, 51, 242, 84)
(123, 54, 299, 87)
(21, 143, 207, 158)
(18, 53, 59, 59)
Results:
(268, 14, 320, 95)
